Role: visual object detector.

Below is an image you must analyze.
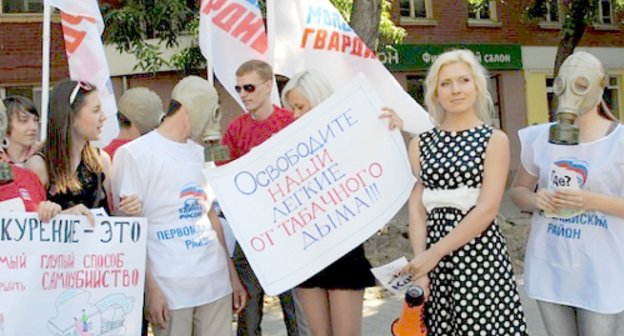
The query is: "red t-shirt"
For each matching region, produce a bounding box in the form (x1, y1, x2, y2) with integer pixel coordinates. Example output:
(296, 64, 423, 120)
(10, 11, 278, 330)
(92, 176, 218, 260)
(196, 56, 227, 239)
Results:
(0, 165, 46, 211)
(218, 105, 294, 165)
(103, 138, 132, 160)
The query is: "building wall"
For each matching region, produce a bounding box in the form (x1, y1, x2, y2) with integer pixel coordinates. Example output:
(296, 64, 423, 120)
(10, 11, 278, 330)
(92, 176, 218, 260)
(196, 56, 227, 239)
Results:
(2, 1, 624, 165)
(392, 0, 624, 172)
(0, 19, 68, 86)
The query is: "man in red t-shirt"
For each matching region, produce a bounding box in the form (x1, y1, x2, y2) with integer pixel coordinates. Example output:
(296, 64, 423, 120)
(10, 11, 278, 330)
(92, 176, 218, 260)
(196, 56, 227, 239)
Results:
(219, 60, 304, 336)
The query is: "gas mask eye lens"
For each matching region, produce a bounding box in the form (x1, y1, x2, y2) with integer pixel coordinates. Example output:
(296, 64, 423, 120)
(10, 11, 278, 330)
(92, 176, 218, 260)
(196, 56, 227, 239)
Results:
(572, 77, 590, 95)
(212, 104, 221, 122)
(553, 77, 565, 96)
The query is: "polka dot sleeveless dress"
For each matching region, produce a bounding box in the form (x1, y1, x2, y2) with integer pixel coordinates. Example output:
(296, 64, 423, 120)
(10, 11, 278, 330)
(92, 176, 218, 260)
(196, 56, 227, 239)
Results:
(419, 125, 527, 336)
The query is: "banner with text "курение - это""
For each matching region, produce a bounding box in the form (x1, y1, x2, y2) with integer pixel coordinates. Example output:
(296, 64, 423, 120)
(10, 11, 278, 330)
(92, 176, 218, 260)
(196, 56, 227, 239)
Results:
(0, 213, 147, 336)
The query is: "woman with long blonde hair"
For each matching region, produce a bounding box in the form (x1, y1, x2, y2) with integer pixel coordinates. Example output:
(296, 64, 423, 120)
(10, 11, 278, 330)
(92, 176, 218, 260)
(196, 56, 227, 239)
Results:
(402, 49, 527, 335)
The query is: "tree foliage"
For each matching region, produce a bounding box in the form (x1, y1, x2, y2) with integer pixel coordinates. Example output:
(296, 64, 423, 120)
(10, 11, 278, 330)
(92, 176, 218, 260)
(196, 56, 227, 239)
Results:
(103, 0, 405, 75)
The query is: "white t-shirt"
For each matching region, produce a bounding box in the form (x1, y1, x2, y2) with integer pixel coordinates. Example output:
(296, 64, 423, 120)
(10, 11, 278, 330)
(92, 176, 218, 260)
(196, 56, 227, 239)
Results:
(519, 123, 624, 314)
(112, 131, 231, 310)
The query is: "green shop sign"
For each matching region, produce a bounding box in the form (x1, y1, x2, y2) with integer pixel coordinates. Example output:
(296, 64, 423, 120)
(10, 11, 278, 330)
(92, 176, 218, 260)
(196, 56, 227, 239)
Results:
(378, 44, 523, 71)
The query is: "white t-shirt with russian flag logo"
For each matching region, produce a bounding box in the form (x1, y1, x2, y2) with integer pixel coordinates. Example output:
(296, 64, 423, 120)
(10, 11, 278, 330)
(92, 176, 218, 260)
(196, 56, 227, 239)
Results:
(519, 122, 624, 314)
(112, 130, 231, 310)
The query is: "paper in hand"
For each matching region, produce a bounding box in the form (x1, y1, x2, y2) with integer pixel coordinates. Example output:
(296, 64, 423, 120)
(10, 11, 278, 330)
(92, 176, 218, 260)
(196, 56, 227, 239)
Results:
(371, 256, 414, 294)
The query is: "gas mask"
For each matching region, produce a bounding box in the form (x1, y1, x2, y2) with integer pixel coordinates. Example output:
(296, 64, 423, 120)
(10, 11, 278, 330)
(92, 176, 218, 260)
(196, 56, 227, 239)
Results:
(549, 51, 606, 145)
(200, 103, 230, 162)
(170, 76, 229, 162)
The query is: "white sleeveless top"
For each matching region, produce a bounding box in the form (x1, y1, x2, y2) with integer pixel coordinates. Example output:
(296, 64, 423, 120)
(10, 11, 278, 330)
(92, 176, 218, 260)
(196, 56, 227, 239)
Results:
(519, 123, 624, 313)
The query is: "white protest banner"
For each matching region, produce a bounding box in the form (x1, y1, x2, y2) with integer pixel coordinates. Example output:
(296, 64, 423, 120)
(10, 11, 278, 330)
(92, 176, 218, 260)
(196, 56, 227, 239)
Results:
(0, 212, 147, 335)
(199, 0, 280, 107)
(205, 75, 415, 295)
(267, 0, 433, 135)
(50, 0, 119, 147)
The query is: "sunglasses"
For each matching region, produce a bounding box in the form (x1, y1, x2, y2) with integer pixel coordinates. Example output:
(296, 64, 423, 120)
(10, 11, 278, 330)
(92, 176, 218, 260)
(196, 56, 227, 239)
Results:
(234, 80, 267, 94)
(69, 80, 96, 105)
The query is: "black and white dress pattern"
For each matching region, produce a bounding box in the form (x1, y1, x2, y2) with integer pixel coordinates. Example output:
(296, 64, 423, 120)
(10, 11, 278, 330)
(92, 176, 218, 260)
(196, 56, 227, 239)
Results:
(419, 125, 527, 336)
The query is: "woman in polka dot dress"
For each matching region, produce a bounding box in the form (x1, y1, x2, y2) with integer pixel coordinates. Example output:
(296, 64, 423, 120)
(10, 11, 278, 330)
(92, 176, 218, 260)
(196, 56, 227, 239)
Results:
(402, 49, 527, 336)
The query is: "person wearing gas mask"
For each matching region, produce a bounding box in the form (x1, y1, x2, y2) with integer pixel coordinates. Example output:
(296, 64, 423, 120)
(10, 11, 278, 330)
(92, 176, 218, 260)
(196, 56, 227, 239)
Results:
(111, 76, 246, 336)
(510, 51, 624, 335)
(103, 87, 164, 160)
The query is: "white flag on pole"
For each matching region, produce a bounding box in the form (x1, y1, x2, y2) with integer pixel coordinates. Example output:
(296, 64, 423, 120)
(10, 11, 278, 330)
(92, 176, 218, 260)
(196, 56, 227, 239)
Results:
(50, 0, 119, 147)
(199, 0, 279, 108)
(267, 0, 433, 135)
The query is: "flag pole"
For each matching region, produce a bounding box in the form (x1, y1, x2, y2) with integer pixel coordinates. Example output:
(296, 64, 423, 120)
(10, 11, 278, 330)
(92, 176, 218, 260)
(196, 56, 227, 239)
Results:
(40, 0, 52, 143)
(207, 60, 214, 85)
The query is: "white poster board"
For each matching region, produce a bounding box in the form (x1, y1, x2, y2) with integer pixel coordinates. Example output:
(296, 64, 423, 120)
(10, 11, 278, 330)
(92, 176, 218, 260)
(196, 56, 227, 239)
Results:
(0, 212, 147, 335)
(206, 75, 415, 295)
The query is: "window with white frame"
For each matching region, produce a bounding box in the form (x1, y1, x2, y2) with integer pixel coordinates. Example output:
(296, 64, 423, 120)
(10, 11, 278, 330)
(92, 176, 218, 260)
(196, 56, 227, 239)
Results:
(468, 0, 496, 21)
(2, 86, 52, 114)
(543, 0, 561, 23)
(400, 0, 432, 19)
(604, 75, 620, 118)
(597, 0, 614, 25)
(1, 0, 44, 13)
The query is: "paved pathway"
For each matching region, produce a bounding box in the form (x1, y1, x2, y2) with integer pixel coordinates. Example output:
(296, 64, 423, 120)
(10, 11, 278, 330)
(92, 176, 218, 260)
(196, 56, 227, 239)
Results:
(254, 281, 546, 336)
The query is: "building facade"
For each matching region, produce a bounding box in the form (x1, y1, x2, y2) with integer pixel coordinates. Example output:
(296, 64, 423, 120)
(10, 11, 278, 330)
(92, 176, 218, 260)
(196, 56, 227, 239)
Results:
(1, 0, 624, 170)
(388, 0, 624, 169)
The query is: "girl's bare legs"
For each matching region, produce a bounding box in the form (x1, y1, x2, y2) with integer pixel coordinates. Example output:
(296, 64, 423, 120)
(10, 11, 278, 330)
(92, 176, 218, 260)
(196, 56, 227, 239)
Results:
(297, 288, 332, 336)
(329, 289, 364, 336)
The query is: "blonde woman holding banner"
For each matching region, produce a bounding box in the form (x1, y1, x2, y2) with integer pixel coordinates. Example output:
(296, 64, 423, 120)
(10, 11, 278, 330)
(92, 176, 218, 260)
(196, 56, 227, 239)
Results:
(282, 69, 401, 336)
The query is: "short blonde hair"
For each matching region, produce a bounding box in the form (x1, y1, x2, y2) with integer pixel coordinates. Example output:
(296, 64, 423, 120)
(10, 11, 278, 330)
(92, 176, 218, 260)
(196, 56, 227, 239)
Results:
(281, 70, 334, 110)
(236, 59, 273, 82)
(424, 49, 493, 125)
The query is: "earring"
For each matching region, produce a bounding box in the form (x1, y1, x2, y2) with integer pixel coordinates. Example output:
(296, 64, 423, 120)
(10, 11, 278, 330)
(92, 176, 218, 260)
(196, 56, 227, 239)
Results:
(1, 137, 8, 149)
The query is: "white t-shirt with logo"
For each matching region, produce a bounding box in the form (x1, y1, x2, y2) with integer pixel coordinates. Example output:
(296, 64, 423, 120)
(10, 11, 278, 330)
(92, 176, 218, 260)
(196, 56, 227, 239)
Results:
(112, 131, 231, 310)
(519, 123, 624, 314)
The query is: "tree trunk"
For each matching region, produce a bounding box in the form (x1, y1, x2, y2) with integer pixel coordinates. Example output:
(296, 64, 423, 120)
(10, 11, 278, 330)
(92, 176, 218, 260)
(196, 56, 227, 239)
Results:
(553, 1, 590, 78)
(550, 0, 591, 120)
(350, 0, 382, 50)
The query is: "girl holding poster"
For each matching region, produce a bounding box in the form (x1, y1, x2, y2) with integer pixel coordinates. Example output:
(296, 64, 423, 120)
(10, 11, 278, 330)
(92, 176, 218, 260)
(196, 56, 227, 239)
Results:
(26, 79, 141, 221)
(402, 49, 527, 335)
(282, 70, 402, 336)
(510, 51, 624, 335)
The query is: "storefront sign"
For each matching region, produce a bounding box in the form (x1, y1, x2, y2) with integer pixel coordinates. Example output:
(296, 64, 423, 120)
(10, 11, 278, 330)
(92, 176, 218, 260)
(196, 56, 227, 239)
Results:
(378, 44, 523, 71)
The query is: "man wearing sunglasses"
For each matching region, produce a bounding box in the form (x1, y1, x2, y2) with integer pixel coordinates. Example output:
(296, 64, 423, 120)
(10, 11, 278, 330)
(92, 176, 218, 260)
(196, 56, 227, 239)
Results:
(219, 60, 304, 336)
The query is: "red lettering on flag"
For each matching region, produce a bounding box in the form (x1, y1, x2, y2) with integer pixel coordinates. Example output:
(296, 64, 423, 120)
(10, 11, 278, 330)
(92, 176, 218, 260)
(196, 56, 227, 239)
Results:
(60, 12, 96, 55)
(327, 31, 340, 51)
(201, 0, 226, 15)
(313, 29, 327, 49)
(232, 11, 266, 53)
(301, 28, 315, 48)
(213, 3, 246, 32)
